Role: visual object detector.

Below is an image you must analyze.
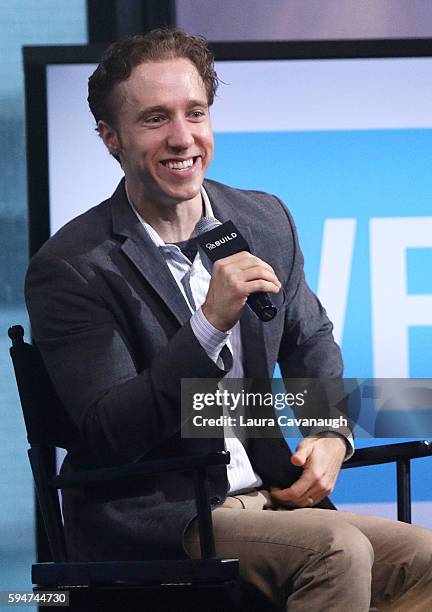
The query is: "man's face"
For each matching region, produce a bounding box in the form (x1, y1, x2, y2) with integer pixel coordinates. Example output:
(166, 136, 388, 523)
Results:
(99, 58, 214, 209)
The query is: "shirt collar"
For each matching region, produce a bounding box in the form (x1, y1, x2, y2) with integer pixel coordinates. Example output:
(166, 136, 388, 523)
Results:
(126, 184, 214, 247)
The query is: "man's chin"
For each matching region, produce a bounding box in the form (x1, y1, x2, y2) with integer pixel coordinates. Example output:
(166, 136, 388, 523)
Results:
(161, 184, 203, 206)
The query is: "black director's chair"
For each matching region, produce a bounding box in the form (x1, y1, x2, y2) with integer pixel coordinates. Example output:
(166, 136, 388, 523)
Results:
(8, 325, 432, 611)
(8, 325, 277, 612)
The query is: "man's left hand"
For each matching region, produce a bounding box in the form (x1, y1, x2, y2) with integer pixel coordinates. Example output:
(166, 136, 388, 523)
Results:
(270, 436, 346, 508)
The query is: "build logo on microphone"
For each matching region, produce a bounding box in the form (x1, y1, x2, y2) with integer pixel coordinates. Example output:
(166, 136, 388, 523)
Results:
(205, 232, 237, 250)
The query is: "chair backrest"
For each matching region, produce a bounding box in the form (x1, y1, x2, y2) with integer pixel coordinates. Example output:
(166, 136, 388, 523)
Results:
(8, 325, 79, 450)
(8, 325, 73, 561)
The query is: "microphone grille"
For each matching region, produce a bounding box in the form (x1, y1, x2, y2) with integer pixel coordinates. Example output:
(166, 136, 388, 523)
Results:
(195, 216, 221, 235)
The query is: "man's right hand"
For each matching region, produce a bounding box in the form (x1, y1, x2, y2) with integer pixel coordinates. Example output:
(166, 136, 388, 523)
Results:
(201, 251, 281, 332)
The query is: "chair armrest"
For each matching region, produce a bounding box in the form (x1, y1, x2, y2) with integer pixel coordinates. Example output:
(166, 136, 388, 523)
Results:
(49, 450, 230, 560)
(51, 450, 230, 489)
(342, 440, 432, 469)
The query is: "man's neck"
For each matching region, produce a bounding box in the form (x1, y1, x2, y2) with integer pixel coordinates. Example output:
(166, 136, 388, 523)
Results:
(126, 183, 204, 243)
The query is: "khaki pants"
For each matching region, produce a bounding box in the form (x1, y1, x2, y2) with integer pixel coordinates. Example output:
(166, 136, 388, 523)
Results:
(183, 490, 432, 611)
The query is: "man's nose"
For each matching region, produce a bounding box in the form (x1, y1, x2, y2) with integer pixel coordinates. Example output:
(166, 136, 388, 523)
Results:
(167, 117, 194, 150)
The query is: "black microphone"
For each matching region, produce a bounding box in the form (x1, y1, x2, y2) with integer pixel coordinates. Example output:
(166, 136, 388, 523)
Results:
(195, 217, 277, 322)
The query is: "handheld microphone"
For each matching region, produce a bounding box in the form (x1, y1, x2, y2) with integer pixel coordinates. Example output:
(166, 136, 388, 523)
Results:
(195, 217, 277, 322)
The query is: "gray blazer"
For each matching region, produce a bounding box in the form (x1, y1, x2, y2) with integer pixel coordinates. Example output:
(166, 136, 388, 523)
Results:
(25, 178, 342, 561)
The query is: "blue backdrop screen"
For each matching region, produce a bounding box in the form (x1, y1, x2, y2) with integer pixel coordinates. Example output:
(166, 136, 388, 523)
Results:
(45, 54, 432, 521)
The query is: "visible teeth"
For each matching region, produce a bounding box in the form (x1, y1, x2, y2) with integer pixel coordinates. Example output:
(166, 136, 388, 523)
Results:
(164, 158, 194, 170)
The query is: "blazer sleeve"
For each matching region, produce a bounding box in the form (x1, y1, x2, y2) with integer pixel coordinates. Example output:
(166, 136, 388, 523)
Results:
(276, 200, 343, 378)
(273, 200, 352, 444)
(25, 251, 229, 466)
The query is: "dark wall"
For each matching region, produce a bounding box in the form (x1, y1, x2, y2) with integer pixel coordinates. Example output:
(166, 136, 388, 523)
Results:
(0, 107, 28, 304)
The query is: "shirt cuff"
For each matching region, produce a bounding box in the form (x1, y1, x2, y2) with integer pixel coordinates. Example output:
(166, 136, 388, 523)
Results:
(190, 307, 231, 365)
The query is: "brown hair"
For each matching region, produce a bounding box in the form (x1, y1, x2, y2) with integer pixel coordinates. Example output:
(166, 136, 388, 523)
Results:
(88, 28, 219, 127)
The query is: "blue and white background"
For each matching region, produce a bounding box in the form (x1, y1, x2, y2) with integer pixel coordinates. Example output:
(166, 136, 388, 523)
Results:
(47, 56, 432, 525)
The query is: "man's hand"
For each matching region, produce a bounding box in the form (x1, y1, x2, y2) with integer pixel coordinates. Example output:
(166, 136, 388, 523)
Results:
(270, 436, 346, 508)
(202, 251, 281, 332)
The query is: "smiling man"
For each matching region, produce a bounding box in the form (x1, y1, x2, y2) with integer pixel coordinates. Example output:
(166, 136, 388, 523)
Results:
(25, 29, 432, 611)
(97, 56, 214, 240)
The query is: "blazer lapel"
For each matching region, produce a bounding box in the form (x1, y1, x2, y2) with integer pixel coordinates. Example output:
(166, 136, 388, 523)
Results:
(205, 181, 273, 378)
(110, 180, 192, 327)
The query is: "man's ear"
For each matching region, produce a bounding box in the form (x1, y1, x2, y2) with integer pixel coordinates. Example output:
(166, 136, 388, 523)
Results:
(97, 120, 120, 157)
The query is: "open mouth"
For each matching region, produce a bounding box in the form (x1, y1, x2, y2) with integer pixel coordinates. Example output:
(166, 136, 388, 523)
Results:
(161, 156, 198, 170)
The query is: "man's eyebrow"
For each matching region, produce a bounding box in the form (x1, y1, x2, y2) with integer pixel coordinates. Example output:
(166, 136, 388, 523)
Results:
(187, 98, 208, 108)
(137, 105, 167, 118)
(137, 99, 209, 119)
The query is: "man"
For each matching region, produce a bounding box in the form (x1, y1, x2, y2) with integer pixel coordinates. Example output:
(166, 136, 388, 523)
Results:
(25, 29, 432, 610)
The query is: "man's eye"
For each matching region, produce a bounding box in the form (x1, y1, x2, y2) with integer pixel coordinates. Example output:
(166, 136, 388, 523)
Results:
(190, 110, 205, 119)
(145, 116, 164, 124)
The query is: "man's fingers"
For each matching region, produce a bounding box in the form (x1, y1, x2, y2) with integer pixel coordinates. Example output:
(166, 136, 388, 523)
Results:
(204, 250, 281, 331)
(301, 478, 334, 504)
(271, 487, 317, 508)
(270, 438, 345, 509)
(218, 264, 281, 296)
(291, 439, 315, 467)
(291, 451, 307, 467)
(271, 482, 329, 508)
(238, 265, 280, 285)
(240, 279, 281, 296)
(212, 251, 255, 270)
(217, 261, 280, 287)
(271, 472, 316, 503)
(215, 252, 277, 276)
